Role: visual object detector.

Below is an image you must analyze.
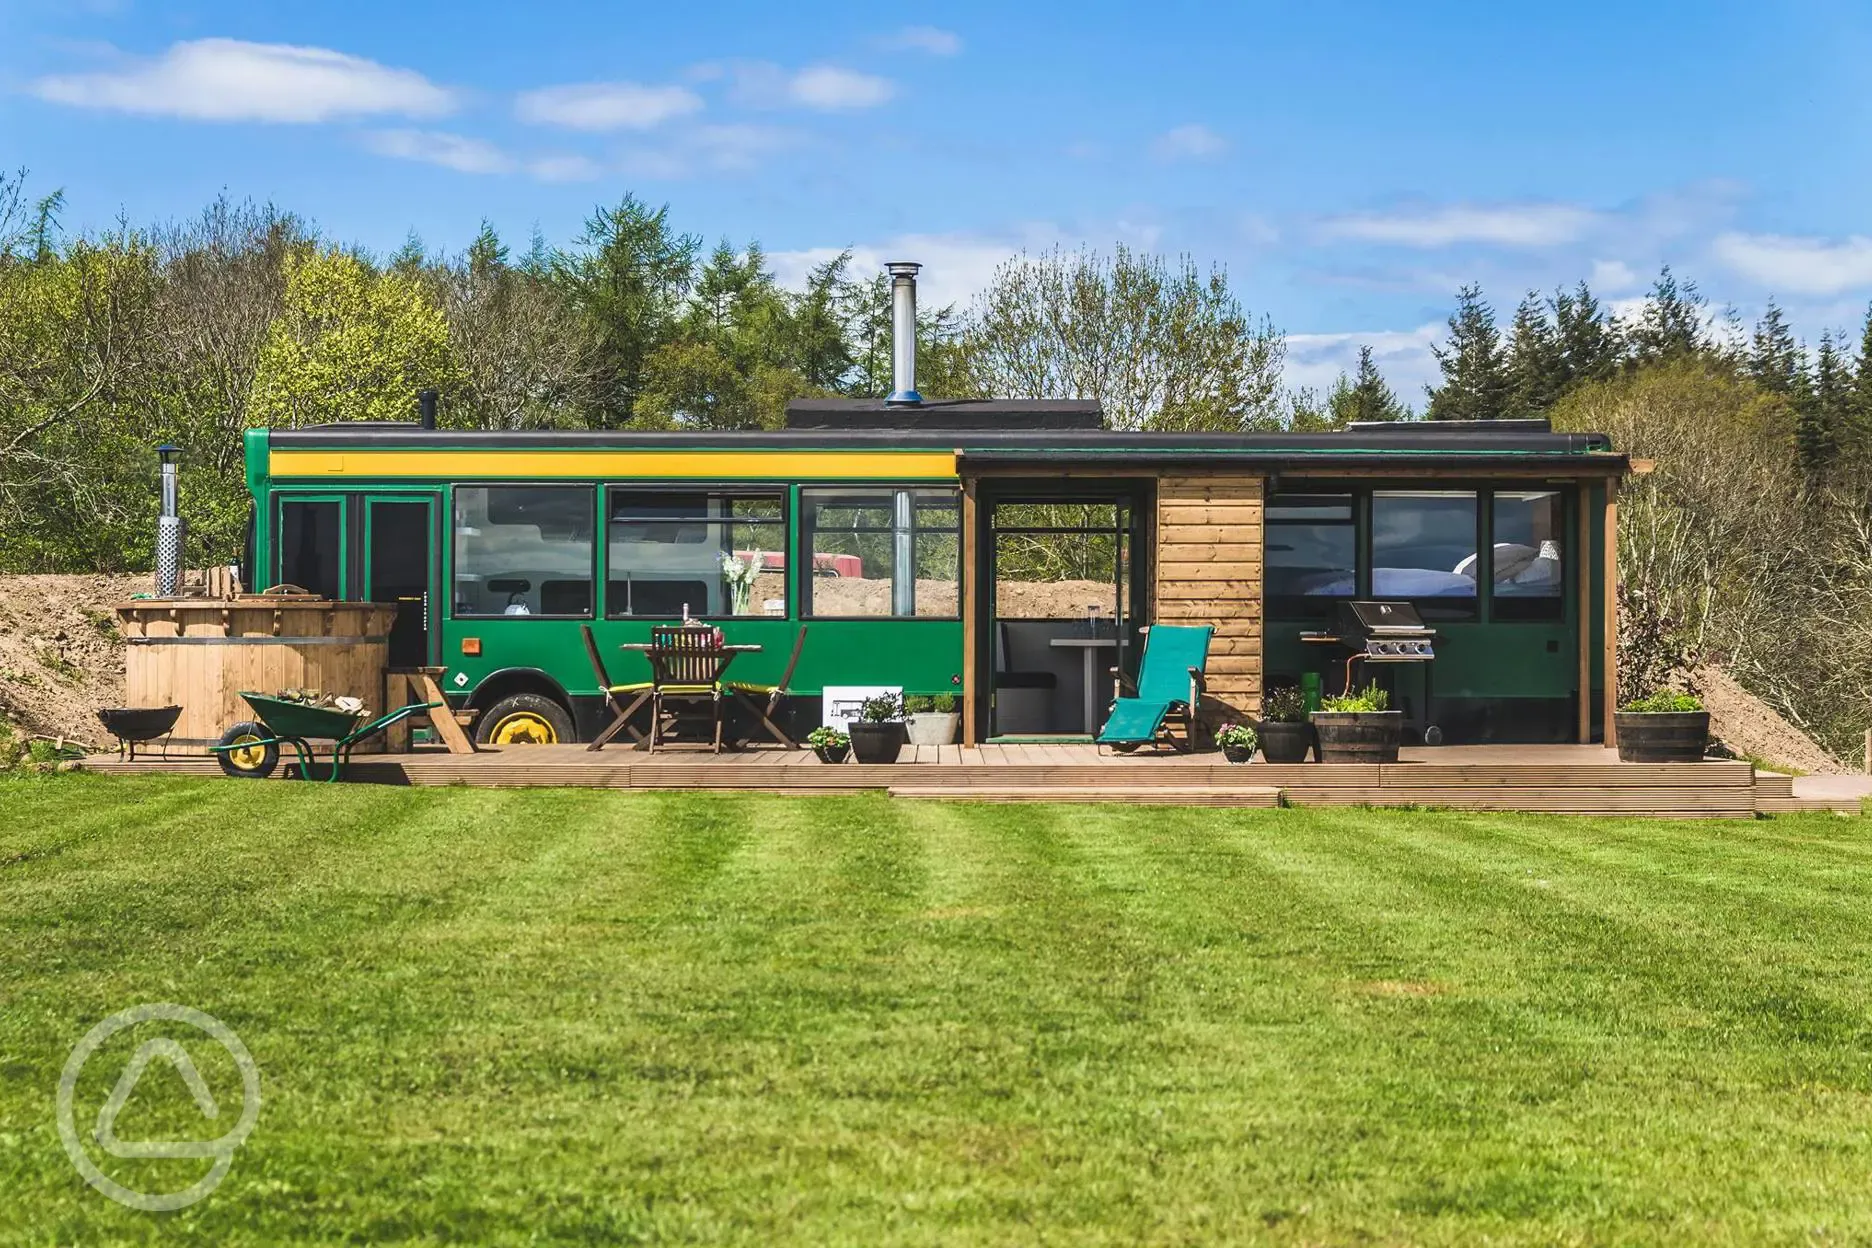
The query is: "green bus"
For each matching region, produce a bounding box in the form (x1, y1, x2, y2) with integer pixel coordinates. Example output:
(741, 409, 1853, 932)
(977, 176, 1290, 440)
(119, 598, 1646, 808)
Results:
(242, 400, 1630, 747)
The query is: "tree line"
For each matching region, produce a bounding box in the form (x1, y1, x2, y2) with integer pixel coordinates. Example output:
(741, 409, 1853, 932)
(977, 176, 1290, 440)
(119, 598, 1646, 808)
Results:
(1421, 270, 1872, 492)
(0, 175, 1293, 572)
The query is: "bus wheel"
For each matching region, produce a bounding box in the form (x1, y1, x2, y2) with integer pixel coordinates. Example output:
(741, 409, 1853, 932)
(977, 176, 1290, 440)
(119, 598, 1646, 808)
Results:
(476, 693, 573, 746)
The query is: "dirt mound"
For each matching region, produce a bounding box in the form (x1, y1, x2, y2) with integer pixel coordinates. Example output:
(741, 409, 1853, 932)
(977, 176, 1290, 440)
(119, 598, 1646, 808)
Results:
(1697, 665, 1846, 774)
(0, 574, 143, 746)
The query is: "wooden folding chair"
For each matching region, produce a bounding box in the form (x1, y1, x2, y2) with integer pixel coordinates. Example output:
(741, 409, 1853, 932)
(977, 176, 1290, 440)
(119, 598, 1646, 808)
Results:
(722, 624, 808, 748)
(648, 625, 730, 753)
(581, 624, 654, 751)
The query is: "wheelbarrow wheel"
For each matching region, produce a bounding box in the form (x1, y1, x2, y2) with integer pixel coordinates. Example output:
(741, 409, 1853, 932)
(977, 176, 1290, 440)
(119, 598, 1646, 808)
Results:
(216, 721, 279, 779)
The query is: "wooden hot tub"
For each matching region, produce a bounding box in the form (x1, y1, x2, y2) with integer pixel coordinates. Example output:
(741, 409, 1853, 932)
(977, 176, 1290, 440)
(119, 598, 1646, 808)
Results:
(116, 598, 398, 753)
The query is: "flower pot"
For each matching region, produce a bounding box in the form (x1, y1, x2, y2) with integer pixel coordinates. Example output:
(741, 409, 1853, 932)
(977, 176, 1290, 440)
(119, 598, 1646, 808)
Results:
(1312, 710, 1402, 764)
(847, 720, 906, 765)
(812, 744, 850, 764)
(904, 712, 959, 747)
(1614, 710, 1710, 763)
(1257, 720, 1314, 764)
(1221, 744, 1254, 764)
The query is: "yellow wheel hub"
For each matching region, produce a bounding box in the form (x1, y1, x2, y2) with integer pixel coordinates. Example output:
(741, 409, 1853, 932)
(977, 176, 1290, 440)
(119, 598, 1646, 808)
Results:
(488, 711, 558, 745)
(224, 734, 269, 770)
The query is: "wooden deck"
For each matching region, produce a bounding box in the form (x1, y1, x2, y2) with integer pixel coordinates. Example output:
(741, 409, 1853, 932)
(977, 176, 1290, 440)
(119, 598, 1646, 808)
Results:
(80, 742, 1859, 817)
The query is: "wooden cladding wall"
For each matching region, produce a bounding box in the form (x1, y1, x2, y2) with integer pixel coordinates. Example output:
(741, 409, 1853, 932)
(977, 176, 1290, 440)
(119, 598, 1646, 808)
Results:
(1153, 475, 1264, 723)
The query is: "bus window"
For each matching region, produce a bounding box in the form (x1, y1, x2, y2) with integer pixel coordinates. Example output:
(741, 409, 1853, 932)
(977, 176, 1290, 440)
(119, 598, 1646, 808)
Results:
(453, 486, 593, 617)
(278, 500, 342, 600)
(605, 489, 786, 618)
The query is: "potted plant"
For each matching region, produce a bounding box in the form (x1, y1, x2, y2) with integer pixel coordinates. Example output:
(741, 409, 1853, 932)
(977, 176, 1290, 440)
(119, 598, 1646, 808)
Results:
(847, 692, 906, 764)
(1311, 682, 1401, 764)
(806, 725, 850, 764)
(1214, 722, 1258, 764)
(1614, 690, 1710, 763)
(904, 694, 961, 746)
(1257, 686, 1314, 763)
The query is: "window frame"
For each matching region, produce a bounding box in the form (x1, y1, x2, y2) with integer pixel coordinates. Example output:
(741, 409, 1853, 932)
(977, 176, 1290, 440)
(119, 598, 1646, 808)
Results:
(602, 484, 790, 621)
(1368, 487, 1483, 623)
(1264, 490, 1360, 622)
(1487, 488, 1569, 625)
(801, 483, 963, 621)
(273, 492, 350, 601)
(449, 482, 599, 621)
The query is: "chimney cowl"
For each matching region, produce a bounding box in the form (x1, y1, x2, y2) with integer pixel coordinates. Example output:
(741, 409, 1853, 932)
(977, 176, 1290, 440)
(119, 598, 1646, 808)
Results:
(884, 261, 922, 406)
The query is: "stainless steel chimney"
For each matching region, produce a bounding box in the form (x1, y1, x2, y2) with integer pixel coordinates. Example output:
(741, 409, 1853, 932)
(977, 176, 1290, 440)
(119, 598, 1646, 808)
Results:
(885, 261, 922, 405)
(155, 443, 184, 598)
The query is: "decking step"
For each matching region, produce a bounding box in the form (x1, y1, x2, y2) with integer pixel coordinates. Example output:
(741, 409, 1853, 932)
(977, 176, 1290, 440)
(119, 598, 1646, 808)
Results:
(1757, 796, 1863, 814)
(888, 785, 1283, 807)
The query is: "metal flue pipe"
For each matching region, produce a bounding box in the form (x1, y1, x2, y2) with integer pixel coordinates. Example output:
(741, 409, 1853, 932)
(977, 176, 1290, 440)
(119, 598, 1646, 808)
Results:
(885, 261, 922, 405)
(155, 443, 184, 598)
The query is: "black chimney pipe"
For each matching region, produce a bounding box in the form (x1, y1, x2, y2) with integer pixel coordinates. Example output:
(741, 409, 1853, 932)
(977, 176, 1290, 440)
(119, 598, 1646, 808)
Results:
(418, 389, 438, 430)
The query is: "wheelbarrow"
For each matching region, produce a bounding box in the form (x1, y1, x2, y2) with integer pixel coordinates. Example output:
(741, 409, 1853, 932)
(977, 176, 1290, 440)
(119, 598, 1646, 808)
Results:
(97, 706, 182, 760)
(211, 692, 440, 782)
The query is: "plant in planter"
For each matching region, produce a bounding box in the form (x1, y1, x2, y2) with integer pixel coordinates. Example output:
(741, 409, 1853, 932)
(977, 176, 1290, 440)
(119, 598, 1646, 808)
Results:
(806, 725, 850, 764)
(1256, 685, 1314, 763)
(1614, 690, 1710, 763)
(903, 693, 961, 746)
(1311, 682, 1402, 764)
(847, 692, 906, 764)
(1214, 722, 1259, 763)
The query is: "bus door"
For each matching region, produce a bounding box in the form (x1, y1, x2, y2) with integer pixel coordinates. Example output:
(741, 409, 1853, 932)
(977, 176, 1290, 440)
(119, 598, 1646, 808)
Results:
(363, 494, 440, 668)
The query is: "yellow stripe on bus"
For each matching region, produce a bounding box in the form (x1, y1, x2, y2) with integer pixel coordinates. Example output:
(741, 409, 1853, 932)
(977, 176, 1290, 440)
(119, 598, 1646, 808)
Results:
(269, 448, 959, 480)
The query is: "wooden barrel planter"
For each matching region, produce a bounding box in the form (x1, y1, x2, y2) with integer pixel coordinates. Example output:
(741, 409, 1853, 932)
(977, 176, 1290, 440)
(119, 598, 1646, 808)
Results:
(1311, 711, 1403, 764)
(1614, 711, 1710, 763)
(117, 598, 397, 754)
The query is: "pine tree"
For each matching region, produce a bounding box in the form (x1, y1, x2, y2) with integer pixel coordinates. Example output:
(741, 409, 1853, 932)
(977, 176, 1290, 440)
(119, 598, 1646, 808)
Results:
(1847, 301, 1872, 471)
(1746, 299, 1806, 397)
(1505, 291, 1566, 416)
(1329, 345, 1407, 424)
(1426, 284, 1510, 420)
(1553, 281, 1622, 383)
(1799, 330, 1848, 491)
(1627, 266, 1706, 362)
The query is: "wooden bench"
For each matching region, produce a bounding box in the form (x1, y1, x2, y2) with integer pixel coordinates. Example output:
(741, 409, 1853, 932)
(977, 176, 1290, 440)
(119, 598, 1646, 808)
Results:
(384, 667, 478, 755)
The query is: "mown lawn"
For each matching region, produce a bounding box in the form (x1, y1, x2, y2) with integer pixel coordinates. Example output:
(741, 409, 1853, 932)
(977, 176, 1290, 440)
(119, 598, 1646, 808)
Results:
(2, 776, 1870, 1245)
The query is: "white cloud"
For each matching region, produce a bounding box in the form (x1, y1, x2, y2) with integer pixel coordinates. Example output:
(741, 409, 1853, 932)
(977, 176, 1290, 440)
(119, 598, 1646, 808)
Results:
(879, 25, 963, 56)
(362, 129, 512, 175)
(1712, 231, 1872, 296)
(726, 62, 895, 111)
(1285, 324, 1444, 399)
(787, 65, 895, 109)
(527, 154, 604, 183)
(1589, 258, 1639, 290)
(615, 123, 800, 180)
(32, 38, 454, 123)
(1150, 124, 1227, 162)
(1318, 202, 1599, 248)
(771, 233, 1041, 308)
(515, 81, 702, 131)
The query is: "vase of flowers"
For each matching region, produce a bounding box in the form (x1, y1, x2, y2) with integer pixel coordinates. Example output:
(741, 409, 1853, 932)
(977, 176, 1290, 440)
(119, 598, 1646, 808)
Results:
(806, 725, 850, 764)
(1214, 721, 1259, 763)
(720, 549, 762, 616)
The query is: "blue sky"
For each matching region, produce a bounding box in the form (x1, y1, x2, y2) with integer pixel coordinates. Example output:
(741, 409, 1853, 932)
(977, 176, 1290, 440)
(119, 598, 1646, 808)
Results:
(6, 0, 1872, 398)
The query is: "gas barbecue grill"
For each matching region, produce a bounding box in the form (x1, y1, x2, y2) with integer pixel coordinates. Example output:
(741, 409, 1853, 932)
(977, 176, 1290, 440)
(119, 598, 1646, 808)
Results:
(1300, 601, 1443, 744)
